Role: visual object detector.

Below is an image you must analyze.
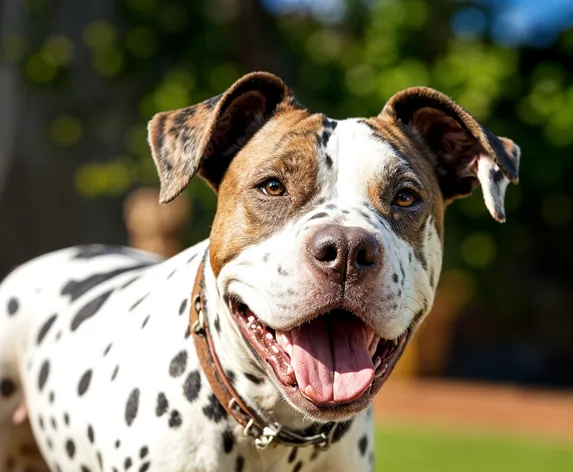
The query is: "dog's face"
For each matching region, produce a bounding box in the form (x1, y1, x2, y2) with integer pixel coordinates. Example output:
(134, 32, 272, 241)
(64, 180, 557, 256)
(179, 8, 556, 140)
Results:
(148, 72, 520, 421)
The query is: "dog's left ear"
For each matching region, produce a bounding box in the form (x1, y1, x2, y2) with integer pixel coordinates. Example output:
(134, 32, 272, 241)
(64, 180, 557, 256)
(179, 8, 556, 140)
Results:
(380, 87, 520, 222)
(147, 72, 297, 203)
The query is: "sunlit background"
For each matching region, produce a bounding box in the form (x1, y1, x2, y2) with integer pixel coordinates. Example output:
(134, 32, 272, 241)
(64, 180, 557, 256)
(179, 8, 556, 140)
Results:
(1, 0, 573, 470)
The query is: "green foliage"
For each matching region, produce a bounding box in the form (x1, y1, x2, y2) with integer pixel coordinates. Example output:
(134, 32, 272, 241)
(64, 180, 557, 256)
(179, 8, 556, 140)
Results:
(375, 425, 573, 472)
(7, 0, 573, 324)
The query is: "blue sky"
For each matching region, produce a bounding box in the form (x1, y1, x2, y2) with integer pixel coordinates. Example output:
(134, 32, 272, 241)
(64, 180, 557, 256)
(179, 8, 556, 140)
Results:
(263, 0, 573, 46)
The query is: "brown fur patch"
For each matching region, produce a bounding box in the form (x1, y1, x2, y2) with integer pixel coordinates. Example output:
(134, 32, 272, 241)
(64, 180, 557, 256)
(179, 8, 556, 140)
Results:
(361, 117, 445, 263)
(209, 111, 326, 276)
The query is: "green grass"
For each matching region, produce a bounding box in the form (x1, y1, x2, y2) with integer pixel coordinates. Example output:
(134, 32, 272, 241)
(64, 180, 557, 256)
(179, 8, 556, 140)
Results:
(375, 425, 573, 472)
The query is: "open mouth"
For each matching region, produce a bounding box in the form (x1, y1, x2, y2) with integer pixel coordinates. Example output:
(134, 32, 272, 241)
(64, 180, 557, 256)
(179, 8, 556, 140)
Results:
(232, 303, 410, 407)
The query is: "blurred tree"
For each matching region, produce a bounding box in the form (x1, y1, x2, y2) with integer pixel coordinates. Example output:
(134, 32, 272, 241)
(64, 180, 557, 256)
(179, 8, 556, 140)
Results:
(1, 0, 572, 386)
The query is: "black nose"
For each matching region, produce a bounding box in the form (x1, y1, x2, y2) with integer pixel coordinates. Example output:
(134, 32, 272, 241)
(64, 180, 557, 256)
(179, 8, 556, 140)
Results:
(307, 224, 381, 283)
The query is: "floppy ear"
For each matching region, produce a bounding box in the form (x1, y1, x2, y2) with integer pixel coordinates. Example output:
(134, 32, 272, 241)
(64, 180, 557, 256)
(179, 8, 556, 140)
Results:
(381, 87, 520, 222)
(147, 71, 297, 203)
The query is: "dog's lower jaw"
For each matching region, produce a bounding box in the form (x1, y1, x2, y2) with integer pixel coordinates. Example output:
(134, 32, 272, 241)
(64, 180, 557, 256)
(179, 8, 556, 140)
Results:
(205, 263, 319, 431)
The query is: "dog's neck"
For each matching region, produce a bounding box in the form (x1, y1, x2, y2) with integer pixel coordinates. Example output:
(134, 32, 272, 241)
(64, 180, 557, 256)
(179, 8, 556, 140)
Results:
(200, 253, 317, 432)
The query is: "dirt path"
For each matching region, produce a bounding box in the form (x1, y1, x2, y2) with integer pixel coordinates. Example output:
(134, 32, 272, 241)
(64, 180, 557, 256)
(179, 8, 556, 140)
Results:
(374, 379, 573, 442)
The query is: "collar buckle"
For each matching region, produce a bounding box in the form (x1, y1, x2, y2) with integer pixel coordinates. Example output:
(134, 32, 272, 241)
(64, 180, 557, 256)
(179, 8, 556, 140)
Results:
(191, 294, 206, 337)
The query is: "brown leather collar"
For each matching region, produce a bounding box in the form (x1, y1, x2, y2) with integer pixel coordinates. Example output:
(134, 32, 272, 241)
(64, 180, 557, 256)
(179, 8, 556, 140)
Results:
(189, 254, 339, 450)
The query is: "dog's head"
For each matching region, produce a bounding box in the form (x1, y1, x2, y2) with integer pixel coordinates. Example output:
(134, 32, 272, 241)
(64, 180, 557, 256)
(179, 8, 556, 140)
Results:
(148, 72, 520, 421)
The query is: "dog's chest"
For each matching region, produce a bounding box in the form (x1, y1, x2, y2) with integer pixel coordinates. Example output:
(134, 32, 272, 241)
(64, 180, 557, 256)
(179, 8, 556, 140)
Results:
(10, 244, 371, 472)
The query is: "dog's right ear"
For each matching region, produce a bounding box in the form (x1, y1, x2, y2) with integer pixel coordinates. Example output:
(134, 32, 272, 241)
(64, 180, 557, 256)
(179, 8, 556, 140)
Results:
(147, 72, 297, 203)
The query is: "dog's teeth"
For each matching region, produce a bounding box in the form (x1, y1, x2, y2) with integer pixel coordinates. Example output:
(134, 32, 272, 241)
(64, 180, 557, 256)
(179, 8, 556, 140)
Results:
(265, 333, 274, 341)
(373, 356, 381, 370)
(248, 315, 255, 323)
(271, 345, 279, 354)
(392, 338, 398, 346)
(375, 363, 388, 378)
(286, 345, 292, 357)
(369, 337, 380, 356)
(286, 365, 294, 374)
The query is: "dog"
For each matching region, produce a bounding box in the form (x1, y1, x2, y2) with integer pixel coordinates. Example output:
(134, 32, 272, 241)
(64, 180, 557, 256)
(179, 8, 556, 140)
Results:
(0, 71, 520, 472)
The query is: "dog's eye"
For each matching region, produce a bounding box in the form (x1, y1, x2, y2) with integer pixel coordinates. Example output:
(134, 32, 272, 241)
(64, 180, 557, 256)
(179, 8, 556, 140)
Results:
(393, 190, 418, 208)
(260, 179, 286, 196)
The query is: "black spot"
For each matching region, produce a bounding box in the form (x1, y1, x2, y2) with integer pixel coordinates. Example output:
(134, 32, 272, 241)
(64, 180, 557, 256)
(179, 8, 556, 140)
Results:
(81, 466, 91, 472)
(235, 455, 244, 472)
(167, 269, 177, 280)
(214, 316, 221, 333)
(0, 378, 16, 397)
(121, 276, 139, 289)
(325, 154, 333, 168)
(139, 463, 150, 472)
(73, 245, 131, 259)
(183, 370, 201, 403)
(7, 298, 19, 316)
(244, 373, 262, 384)
(38, 360, 49, 391)
(115, 440, 121, 448)
(65, 439, 75, 459)
(184, 326, 191, 339)
(342, 209, 350, 214)
(358, 434, 368, 456)
(288, 447, 297, 463)
(263, 253, 270, 263)
(50, 417, 57, 430)
(293, 461, 303, 472)
(141, 315, 150, 329)
(168, 410, 182, 428)
(124, 457, 132, 470)
(55, 331, 62, 341)
(71, 290, 113, 331)
(103, 344, 112, 356)
(202, 394, 227, 422)
(187, 253, 198, 263)
(317, 130, 331, 148)
(332, 420, 353, 443)
(38, 416, 45, 430)
(169, 350, 188, 378)
(392, 273, 398, 283)
(37, 314, 58, 345)
(139, 446, 148, 459)
(315, 197, 326, 205)
(178, 299, 188, 316)
(222, 429, 234, 453)
(55, 464, 62, 472)
(322, 115, 338, 131)
(326, 203, 336, 210)
(408, 252, 412, 263)
(307, 212, 329, 221)
(277, 265, 288, 276)
(125, 389, 140, 426)
(47, 437, 53, 449)
(78, 370, 92, 396)
(111, 365, 119, 381)
(225, 370, 236, 385)
(355, 209, 372, 225)
(87, 425, 94, 444)
(61, 264, 149, 302)
(130, 293, 150, 311)
(156, 393, 169, 417)
(64, 412, 69, 426)
(97, 451, 103, 469)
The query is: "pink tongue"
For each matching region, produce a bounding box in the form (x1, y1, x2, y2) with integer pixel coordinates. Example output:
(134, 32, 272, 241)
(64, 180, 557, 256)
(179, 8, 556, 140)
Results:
(289, 315, 374, 405)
